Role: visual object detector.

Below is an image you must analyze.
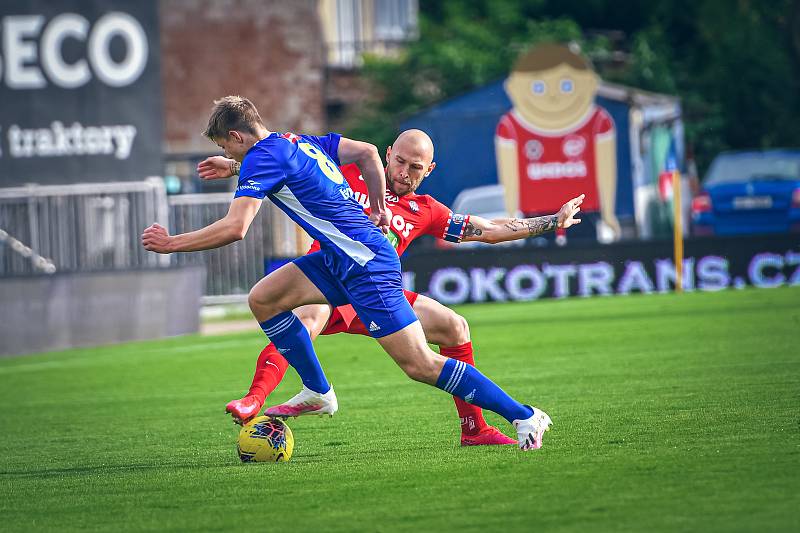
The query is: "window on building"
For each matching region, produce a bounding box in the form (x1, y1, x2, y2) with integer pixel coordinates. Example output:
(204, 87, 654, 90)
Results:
(324, 0, 418, 68)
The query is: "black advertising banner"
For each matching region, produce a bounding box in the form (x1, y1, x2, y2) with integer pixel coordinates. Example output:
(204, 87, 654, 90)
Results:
(400, 235, 800, 304)
(0, 0, 162, 185)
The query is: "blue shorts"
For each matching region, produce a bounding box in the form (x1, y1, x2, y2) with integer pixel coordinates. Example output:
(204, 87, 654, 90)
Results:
(293, 245, 418, 338)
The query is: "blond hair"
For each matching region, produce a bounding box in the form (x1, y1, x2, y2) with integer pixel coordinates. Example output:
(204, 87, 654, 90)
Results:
(203, 96, 264, 139)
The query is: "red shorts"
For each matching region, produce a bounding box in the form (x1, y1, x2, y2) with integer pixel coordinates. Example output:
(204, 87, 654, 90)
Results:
(321, 290, 420, 336)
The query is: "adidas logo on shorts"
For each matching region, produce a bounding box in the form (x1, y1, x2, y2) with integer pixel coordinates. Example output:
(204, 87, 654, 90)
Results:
(368, 321, 381, 332)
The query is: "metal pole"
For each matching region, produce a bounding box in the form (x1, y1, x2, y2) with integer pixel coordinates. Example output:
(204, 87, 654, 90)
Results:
(673, 170, 683, 292)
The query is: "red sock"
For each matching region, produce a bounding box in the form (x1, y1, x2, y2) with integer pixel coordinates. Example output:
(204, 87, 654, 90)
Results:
(439, 342, 488, 436)
(247, 343, 289, 404)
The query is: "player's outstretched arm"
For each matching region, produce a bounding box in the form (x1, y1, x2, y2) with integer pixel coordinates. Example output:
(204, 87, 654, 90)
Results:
(462, 194, 584, 244)
(337, 137, 388, 232)
(197, 156, 240, 180)
(142, 196, 262, 253)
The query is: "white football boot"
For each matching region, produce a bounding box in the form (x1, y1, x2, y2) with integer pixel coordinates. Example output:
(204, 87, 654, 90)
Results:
(513, 407, 553, 450)
(264, 385, 338, 418)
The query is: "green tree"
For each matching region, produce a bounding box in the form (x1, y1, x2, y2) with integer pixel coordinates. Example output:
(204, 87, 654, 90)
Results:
(612, 0, 800, 171)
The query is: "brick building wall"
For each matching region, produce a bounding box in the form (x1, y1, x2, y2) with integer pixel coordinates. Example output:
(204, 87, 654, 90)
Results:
(325, 69, 370, 133)
(159, 0, 326, 155)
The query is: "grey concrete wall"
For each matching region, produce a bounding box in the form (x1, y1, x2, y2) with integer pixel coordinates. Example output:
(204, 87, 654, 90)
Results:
(0, 267, 205, 357)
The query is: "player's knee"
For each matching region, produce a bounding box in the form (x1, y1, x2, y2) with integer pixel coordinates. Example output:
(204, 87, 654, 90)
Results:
(248, 287, 278, 317)
(451, 313, 470, 344)
(247, 289, 262, 310)
(294, 308, 314, 327)
(401, 363, 430, 383)
(399, 354, 440, 384)
(439, 312, 470, 346)
(294, 306, 326, 336)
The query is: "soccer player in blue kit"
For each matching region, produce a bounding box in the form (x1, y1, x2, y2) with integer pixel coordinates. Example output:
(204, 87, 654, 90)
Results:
(142, 96, 553, 450)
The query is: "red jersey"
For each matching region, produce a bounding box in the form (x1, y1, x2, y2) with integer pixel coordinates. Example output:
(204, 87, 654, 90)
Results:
(307, 164, 470, 256)
(495, 105, 614, 215)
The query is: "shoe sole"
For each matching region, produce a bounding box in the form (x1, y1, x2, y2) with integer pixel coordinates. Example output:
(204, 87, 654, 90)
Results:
(461, 439, 518, 447)
(268, 413, 335, 419)
(228, 413, 255, 426)
(264, 408, 336, 419)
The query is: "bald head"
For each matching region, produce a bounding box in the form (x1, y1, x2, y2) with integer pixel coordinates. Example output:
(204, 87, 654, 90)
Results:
(385, 129, 436, 196)
(393, 129, 434, 163)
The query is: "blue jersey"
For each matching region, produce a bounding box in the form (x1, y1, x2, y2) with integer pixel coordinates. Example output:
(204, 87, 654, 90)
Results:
(233, 132, 385, 266)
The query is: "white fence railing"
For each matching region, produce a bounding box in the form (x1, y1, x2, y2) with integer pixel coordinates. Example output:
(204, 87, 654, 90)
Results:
(0, 179, 309, 302)
(0, 178, 169, 275)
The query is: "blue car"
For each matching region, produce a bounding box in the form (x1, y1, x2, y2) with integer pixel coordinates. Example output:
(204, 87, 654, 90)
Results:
(691, 150, 800, 236)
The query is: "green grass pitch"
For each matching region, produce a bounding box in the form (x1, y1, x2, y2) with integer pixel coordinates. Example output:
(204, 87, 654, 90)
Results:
(1, 287, 798, 532)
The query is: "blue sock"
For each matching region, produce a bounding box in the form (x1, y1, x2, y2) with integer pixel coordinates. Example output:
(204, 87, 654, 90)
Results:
(259, 312, 330, 394)
(435, 358, 533, 423)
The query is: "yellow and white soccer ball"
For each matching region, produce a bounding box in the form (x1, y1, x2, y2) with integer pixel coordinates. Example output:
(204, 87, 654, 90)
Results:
(237, 416, 294, 463)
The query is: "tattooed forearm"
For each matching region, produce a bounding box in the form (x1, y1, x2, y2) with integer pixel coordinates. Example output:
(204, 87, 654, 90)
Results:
(525, 215, 558, 236)
(503, 219, 526, 232)
(503, 215, 558, 237)
(230, 160, 241, 175)
(464, 222, 482, 238)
